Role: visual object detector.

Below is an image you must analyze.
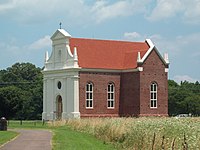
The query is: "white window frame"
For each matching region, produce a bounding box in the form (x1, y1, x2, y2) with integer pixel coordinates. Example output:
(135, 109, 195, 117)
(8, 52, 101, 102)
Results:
(86, 82, 93, 109)
(150, 82, 157, 108)
(107, 83, 115, 109)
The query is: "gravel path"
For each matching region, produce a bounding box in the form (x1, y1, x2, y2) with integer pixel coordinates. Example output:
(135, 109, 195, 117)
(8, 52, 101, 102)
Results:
(0, 129, 52, 150)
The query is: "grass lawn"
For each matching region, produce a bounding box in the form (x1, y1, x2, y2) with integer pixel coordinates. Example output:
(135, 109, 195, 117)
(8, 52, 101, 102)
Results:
(0, 131, 18, 146)
(7, 120, 116, 150)
(52, 126, 115, 150)
(6, 118, 200, 149)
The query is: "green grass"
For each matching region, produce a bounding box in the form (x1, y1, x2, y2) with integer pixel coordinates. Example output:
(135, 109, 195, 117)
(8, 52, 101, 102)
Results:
(62, 117, 200, 149)
(7, 118, 200, 149)
(52, 126, 115, 150)
(0, 131, 18, 146)
(7, 120, 115, 150)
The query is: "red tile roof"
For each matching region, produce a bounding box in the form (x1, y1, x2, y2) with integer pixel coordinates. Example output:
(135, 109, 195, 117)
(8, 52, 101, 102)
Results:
(69, 38, 150, 70)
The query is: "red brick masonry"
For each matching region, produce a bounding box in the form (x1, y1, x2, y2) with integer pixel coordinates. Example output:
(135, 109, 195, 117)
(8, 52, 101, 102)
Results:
(79, 49, 168, 117)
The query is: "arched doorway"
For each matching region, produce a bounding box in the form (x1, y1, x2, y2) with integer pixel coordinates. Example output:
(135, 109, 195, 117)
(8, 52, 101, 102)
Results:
(56, 95, 63, 120)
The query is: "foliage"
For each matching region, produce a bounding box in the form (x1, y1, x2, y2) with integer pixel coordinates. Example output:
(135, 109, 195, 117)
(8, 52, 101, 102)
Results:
(53, 117, 200, 150)
(0, 62, 43, 120)
(168, 80, 200, 116)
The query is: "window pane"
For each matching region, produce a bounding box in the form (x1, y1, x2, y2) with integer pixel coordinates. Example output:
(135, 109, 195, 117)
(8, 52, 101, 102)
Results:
(90, 93, 92, 99)
(154, 100, 157, 107)
(86, 84, 89, 91)
(90, 84, 93, 91)
(111, 93, 114, 99)
(154, 93, 156, 99)
(86, 100, 89, 107)
(108, 85, 110, 92)
(151, 84, 153, 91)
(151, 100, 154, 107)
(90, 101, 93, 107)
(86, 93, 89, 99)
(108, 93, 110, 99)
(151, 93, 153, 99)
(108, 101, 110, 107)
(154, 84, 157, 91)
(111, 84, 114, 92)
(111, 101, 114, 107)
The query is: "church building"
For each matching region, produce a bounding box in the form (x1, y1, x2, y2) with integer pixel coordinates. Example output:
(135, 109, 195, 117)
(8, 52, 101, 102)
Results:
(42, 29, 169, 120)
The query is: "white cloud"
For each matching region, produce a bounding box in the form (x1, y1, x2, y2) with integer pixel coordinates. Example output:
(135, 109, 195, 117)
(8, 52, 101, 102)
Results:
(91, 0, 150, 23)
(0, 0, 151, 24)
(147, 0, 183, 21)
(173, 75, 199, 83)
(148, 0, 200, 24)
(182, 0, 200, 24)
(29, 36, 51, 50)
(0, 0, 90, 24)
(1, 0, 200, 25)
(0, 36, 51, 69)
(123, 32, 142, 41)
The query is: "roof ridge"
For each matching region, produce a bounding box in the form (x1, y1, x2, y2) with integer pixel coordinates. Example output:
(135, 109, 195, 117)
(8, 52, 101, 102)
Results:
(71, 37, 145, 43)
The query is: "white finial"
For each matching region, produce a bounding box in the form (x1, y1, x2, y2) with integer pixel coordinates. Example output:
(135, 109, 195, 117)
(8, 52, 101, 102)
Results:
(45, 51, 49, 62)
(137, 52, 142, 63)
(164, 53, 169, 64)
(73, 47, 79, 68)
(74, 47, 78, 60)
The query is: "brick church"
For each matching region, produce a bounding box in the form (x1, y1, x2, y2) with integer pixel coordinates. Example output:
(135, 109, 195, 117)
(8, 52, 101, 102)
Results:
(42, 29, 169, 120)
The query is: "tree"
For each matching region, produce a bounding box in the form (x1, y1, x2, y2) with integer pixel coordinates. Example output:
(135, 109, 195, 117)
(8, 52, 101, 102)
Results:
(0, 86, 24, 119)
(168, 80, 200, 116)
(0, 62, 43, 120)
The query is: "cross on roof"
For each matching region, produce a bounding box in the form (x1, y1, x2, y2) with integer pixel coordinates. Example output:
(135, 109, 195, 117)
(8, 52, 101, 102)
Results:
(59, 22, 62, 29)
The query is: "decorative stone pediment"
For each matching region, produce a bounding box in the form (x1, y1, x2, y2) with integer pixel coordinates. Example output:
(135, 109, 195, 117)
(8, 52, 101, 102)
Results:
(44, 29, 79, 71)
(51, 29, 71, 40)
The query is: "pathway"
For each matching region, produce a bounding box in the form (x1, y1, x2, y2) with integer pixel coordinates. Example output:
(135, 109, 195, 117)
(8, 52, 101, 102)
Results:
(0, 129, 52, 150)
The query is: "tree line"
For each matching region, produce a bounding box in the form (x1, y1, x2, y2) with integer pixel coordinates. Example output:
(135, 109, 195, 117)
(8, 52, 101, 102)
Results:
(168, 80, 200, 116)
(0, 62, 199, 119)
(0, 63, 42, 120)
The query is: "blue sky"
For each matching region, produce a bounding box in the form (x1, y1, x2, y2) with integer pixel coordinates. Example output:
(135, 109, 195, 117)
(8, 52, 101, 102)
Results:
(0, 0, 199, 83)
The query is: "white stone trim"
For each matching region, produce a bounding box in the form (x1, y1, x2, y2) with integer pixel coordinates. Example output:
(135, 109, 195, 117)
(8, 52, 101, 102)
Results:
(42, 29, 80, 120)
(137, 67, 143, 72)
(51, 29, 71, 40)
(140, 39, 170, 65)
(80, 68, 139, 73)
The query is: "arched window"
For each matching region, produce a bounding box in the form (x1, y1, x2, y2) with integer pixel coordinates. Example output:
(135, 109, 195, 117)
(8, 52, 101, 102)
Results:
(150, 82, 157, 108)
(107, 83, 115, 108)
(86, 82, 93, 108)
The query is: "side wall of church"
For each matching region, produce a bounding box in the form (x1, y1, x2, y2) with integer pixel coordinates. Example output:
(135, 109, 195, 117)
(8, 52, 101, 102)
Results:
(120, 72, 140, 116)
(79, 72, 120, 117)
(139, 50, 168, 116)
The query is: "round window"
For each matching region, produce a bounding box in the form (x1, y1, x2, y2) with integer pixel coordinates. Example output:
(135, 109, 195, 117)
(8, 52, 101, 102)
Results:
(57, 81, 62, 89)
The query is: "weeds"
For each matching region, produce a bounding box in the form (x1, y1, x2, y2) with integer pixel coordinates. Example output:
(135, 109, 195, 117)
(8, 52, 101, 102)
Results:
(49, 117, 200, 149)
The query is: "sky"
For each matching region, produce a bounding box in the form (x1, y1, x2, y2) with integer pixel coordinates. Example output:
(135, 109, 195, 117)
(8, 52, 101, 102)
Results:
(0, 0, 199, 83)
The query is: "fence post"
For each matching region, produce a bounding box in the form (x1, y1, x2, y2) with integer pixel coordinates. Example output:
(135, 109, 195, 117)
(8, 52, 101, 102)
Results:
(42, 119, 45, 126)
(151, 132, 156, 150)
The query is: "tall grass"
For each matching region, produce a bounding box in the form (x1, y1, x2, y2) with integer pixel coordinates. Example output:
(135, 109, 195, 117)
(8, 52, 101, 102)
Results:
(49, 117, 200, 150)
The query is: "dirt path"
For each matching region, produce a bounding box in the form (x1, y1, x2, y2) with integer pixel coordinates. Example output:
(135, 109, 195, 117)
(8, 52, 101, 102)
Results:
(0, 129, 52, 150)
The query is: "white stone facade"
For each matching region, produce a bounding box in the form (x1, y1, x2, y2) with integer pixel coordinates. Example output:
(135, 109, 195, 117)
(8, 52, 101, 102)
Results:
(42, 29, 80, 120)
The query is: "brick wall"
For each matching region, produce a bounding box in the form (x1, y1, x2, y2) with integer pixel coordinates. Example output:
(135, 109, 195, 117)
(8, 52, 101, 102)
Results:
(139, 50, 168, 116)
(79, 72, 120, 117)
(120, 72, 140, 116)
(79, 49, 168, 117)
